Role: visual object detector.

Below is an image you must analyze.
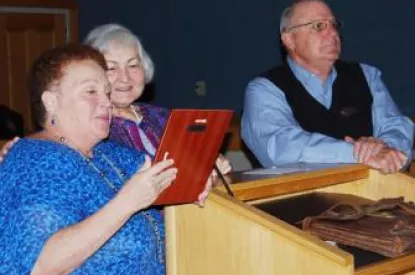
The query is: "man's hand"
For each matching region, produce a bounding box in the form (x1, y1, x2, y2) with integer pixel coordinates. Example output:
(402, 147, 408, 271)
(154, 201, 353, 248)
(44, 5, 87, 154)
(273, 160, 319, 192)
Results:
(345, 136, 387, 162)
(345, 136, 407, 174)
(364, 147, 408, 174)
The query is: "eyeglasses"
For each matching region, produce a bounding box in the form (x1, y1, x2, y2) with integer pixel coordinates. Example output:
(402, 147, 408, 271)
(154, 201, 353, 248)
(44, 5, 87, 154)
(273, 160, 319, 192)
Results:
(285, 19, 343, 33)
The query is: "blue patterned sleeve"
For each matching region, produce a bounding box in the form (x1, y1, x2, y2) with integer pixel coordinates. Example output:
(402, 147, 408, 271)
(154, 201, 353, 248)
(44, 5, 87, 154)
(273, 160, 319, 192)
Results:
(0, 143, 85, 273)
(1, 196, 82, 273)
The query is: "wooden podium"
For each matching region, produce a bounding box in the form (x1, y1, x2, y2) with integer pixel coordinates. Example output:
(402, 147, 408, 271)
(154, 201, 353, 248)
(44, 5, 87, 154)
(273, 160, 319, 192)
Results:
(164, 164, 415, 275)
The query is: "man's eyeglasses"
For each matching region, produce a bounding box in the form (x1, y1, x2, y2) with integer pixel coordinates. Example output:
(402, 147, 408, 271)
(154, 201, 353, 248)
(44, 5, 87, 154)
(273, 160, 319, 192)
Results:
(285, 19, 343, 33)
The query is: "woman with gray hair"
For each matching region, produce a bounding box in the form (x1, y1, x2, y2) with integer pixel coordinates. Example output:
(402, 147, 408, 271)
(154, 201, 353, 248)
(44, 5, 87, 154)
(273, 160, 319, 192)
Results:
(84, 23, 232, 203)
(84, 24, 161, 155)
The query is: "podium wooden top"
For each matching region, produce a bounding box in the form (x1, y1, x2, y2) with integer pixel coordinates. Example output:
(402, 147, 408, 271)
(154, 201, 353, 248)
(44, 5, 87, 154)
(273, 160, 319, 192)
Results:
(167, 162, 415, 275)
(222, 164, 370, 201)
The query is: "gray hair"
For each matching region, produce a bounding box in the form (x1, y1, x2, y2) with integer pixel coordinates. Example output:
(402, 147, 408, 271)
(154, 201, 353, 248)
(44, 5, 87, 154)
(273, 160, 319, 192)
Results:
(84, 23, 154, 83)
(280, 0, 327, 34)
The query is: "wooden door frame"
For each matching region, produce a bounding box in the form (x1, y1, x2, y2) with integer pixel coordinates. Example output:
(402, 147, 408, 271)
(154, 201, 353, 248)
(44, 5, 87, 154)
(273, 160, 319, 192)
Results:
(0, 0, 78, 42)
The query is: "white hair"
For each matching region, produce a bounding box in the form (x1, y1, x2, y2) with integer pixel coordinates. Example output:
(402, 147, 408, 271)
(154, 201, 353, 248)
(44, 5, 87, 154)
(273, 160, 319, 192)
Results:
(280, 0, 327, 34)
(84, 23, 155, 83)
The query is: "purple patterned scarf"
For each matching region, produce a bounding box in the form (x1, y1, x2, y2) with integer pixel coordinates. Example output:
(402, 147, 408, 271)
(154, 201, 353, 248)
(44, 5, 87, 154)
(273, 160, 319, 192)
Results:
(109, 102, 170, 158)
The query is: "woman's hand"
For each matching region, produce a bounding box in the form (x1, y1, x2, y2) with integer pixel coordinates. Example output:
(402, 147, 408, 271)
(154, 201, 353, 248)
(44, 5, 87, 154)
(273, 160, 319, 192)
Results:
(118, 155, 177, 213)
(196, 154, 232, 207)
(0, 137, 19, 162)
(215, 153, 232, 175)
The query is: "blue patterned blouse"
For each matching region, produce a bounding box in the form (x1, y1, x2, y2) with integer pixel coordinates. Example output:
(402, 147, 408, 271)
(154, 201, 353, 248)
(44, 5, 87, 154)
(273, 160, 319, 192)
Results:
(0, 138, 165, 274)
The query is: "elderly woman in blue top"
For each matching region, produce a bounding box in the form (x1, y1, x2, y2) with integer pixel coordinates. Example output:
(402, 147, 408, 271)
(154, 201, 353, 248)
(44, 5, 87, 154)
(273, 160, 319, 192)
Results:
(0, 44, 177, 274)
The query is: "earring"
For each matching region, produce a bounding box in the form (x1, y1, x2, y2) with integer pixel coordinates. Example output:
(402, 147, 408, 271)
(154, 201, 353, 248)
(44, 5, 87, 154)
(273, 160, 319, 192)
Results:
(51, 114, 56, 126)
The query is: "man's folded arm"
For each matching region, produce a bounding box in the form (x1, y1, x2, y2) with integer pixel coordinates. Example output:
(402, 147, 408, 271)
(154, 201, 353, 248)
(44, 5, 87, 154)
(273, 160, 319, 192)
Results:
(241, 78, 356, 167)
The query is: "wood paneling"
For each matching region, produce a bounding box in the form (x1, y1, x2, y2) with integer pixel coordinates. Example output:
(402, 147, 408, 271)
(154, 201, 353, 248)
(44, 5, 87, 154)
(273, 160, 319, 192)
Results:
(0, 0, 77, 9)
(0, 1, 78, 134)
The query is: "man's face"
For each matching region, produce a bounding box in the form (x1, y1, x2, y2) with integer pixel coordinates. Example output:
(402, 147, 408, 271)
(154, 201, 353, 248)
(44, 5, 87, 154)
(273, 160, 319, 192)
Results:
(282, 1, 341, 68)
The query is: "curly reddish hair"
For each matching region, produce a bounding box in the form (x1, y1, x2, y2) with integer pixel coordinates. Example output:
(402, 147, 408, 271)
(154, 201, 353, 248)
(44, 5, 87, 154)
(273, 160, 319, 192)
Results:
(27, 44, 108, 127)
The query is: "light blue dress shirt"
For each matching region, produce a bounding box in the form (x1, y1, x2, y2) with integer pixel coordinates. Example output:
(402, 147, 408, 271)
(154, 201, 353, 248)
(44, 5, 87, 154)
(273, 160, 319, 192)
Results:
(241, 57, 414, 167)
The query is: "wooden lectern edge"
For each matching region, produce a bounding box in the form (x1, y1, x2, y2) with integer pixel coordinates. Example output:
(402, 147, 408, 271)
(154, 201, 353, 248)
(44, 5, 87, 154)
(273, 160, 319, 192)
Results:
(164, 206, 179, 273)
(207, 190, 354, 267)
(222, 164, 370, 201)
(231, 164, 369, 190)
(355, 253, 415, 275)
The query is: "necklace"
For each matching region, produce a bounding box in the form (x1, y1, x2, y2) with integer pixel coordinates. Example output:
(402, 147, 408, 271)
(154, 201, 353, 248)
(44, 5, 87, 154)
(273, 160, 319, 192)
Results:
(82, 149, 126, 192)
(60, 136, 165, 263)
(129, 105, 143, 123)
(56, 136, 123, 192)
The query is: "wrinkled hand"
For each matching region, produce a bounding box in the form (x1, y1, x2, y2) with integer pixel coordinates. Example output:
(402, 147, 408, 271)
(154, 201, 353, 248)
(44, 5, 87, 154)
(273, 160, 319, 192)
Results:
(345, 136, 387, 162)
(196, 154, 232, 207)
(119, 155, 177, 213)
(0, 137, 19, 162)
(364, 147, 407, 174)
(215, 154, 232, 175)
(196, 173, 214, 207)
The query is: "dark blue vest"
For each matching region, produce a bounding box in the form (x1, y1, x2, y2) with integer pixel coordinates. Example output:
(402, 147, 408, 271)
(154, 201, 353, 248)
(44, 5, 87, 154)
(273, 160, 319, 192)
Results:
(262, 61, 373, 139)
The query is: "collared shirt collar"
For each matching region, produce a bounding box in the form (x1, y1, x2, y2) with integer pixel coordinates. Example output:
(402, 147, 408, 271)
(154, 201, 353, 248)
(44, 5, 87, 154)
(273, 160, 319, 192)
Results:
(286, 56, 337, 86)
(286, 56, 337, 108)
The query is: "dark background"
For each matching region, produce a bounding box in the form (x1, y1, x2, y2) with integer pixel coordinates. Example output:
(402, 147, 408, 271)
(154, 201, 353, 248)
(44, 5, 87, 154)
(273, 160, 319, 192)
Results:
(78, 0, 414, 115)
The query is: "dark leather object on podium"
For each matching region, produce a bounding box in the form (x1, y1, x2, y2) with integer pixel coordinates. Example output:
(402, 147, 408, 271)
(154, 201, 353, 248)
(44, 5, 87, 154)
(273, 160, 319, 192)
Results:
(302, 195, 415, 257)
(152, 109, 233, 205)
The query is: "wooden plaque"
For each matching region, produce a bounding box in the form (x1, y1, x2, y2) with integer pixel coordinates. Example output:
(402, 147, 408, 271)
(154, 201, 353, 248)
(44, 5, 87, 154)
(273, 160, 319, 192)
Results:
(153, 109, 233, 205)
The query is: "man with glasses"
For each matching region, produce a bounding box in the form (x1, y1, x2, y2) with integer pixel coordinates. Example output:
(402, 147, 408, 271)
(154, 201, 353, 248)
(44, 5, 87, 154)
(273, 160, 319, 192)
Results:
(241, 0, 414, 173)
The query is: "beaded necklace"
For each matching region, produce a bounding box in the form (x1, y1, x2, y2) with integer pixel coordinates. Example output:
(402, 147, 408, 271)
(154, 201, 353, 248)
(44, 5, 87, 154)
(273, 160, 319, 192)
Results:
(83, 150, 126, 192)
(59, 136, 165, 264)
(130, 105, 143, 123)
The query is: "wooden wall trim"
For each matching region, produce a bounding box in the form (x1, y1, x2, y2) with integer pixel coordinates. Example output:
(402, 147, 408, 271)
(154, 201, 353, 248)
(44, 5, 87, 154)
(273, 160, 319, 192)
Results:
(69, 5, 79, 42)
(0, 0, 79, 43)
(0, 0, 77, 9)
